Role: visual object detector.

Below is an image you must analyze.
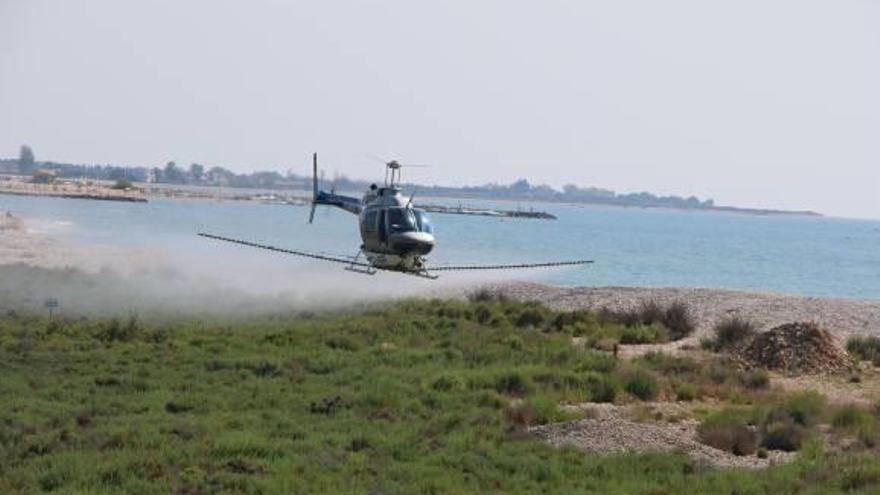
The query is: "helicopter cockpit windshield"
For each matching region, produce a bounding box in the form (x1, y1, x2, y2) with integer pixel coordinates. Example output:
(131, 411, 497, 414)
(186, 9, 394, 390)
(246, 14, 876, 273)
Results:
(387, 207, 418, 234)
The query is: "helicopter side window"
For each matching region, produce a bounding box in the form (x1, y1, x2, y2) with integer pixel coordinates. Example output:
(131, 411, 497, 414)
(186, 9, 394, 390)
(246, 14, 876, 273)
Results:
(387, 208, 416, 234)
(415, 210, 434, 234)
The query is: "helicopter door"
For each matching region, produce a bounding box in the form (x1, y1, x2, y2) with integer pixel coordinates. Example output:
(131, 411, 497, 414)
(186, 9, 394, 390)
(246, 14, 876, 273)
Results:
(377, 210, 387, 244)
(361, 210, 379, 246)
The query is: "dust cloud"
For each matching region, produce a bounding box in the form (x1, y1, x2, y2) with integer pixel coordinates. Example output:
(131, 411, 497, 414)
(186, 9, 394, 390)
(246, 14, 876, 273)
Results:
(0, 211, 504, 318)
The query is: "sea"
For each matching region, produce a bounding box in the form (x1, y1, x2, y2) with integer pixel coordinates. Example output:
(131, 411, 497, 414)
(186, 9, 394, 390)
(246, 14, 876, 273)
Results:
(2, 194, 878, 299)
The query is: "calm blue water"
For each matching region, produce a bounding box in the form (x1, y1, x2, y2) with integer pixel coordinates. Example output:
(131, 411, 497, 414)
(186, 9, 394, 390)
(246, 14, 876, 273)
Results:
(2, 194, 878, 299)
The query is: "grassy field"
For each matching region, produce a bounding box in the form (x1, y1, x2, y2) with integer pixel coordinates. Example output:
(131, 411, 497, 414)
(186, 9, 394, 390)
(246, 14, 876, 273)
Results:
(1, 297, 879, 494)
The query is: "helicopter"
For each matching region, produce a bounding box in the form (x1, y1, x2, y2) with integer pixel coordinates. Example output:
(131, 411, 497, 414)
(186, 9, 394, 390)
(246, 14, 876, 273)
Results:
(198, 153, 592, 279)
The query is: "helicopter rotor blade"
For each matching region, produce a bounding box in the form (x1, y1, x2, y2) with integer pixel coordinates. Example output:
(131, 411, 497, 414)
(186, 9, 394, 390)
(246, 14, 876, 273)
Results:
(365, 154, 388, 164)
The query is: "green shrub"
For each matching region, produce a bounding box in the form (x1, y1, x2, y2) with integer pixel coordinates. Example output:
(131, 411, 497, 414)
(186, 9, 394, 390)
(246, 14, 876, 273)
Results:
(431, 374, 465, 392)
(739, 369, 770, 390)
(707, 364, 735, 384)
(700, 336, 719, 352)
(832, 405, 878, 446)
(662, 302, 696, 340)
(584, 373, 619, 403)
(325, 334, 360, 351)
(514, 305, 549, 328)
(832, 404, 872, 430)
(619, 325, 667, 344)
(241, 361, 281, 377)
(698, 409, 758, 456)
(494, 371, 532, 396)
(95, 316, 141, 343)
(524, 394, 576, 425)
(640, 352, 701, 375)
(675, 383, 697, 402)
(165, 401, 194, 414)
(111, 179, 133, 190)
(783, 391, 827, 427)
(638, 300, 665, 326)
(598, 307, 641, 327)
(548, 310, 595, 332)
(713, 316, 757, 350)
(467, 288, 507, 303)
(574, 351, 618, 374)
(846, 335, 880, 365)
(501, 334, 525, 350)
(761, 417, 806, 451)
(473, 304, 495, 325)
(623, 370, 659, 401)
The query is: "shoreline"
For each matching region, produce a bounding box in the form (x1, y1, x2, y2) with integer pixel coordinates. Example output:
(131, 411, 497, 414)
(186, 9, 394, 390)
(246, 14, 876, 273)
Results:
(0, 171, 823, 218)
(0, 188, 147, 202)
(0, 175, 147, 202)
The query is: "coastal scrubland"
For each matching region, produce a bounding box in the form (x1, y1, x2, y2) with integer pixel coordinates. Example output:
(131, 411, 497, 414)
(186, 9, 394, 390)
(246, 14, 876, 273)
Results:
(2, 296, 880, 494)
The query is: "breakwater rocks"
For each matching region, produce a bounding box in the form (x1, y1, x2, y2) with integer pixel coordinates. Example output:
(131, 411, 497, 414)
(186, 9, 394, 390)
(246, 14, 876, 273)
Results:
(0, 178, 147, 203)
(418, 204, 556, 219)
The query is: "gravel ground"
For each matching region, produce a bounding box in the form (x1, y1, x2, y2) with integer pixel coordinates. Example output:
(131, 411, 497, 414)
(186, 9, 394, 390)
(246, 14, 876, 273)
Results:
(530, 413, 794, 470)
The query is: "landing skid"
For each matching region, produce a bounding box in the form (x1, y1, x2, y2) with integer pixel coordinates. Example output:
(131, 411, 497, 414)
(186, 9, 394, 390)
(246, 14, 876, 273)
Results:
(405, 269, 439, 280)
(345, 248, 377, 275)
(347, 249, 438, 279)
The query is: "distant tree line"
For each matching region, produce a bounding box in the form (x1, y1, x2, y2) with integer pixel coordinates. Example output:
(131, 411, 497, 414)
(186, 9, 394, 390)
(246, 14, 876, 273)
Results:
(0, 145, 715, 210)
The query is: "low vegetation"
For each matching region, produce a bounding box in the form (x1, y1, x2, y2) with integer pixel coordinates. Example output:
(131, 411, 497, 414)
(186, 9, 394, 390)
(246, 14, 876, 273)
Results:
(0, 297, 878, 493)
(846, 335, 880, 366)
(697, 390, 880, 459)
(111, 179, 134, 190)
(470, 291, 696, 347)
(704, 316, 758, 352)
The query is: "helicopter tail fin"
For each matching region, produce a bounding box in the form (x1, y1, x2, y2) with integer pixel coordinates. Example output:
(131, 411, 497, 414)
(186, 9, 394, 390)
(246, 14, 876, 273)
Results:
(307, 152, 363, 219)
(308, 152, 318, 223)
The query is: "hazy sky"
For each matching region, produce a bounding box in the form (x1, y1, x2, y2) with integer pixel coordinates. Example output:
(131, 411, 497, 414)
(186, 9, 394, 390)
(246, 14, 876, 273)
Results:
(1, 1, 878, 218)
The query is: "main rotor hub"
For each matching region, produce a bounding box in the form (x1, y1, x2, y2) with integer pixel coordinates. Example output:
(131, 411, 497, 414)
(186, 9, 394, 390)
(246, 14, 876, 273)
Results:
(385, 160, 404, 188)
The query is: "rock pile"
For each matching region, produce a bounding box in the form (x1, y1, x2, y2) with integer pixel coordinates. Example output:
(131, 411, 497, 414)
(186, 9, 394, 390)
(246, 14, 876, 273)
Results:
(740, 322, 851, 375)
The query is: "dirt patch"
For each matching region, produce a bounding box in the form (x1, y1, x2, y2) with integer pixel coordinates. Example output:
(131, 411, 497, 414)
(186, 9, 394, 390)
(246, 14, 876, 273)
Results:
(739, 322, 852, 375)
